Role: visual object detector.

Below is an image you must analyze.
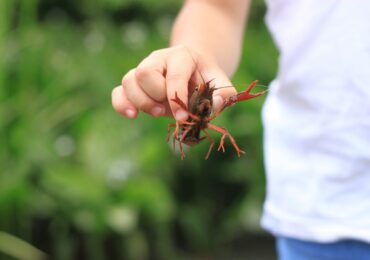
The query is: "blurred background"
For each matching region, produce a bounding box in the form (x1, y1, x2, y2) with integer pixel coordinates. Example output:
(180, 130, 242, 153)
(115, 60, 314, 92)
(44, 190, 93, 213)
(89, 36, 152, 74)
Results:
(0, 0, 278, 259)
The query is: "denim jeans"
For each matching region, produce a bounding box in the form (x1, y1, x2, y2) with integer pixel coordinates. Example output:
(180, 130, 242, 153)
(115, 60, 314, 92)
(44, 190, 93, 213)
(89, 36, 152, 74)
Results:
(277, 236, 370, 260)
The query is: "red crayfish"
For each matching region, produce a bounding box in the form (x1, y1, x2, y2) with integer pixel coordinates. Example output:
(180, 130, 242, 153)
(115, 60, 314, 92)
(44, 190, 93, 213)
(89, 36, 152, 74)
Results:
(167, 78, 267, 159)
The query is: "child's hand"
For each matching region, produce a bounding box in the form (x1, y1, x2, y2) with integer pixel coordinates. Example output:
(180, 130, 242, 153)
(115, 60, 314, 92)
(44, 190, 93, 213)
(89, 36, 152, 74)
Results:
(112, 45, 237, 121)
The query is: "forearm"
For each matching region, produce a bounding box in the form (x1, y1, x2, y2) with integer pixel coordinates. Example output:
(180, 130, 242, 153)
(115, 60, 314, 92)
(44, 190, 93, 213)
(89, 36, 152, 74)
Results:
(171, 0, 250, 76)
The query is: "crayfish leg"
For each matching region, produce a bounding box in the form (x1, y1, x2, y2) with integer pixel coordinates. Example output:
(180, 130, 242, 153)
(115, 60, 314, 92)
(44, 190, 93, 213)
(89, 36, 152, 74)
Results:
(167, 122, 180, 153)
(167, 123, 177, 142)
(171, 92, 201, 121)
(179, 141, 185, 160)
(202, 129, 214, 160)
(168, 120, 198, 159)
(172, 121, 180, 151)
(207, 124, 245, 157)
(171, 92, 188, 111)
(178, 126, 193, 160)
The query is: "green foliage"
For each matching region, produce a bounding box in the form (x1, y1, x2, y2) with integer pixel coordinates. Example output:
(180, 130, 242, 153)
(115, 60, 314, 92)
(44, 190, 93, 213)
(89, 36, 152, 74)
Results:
(0, 0, 278, 259)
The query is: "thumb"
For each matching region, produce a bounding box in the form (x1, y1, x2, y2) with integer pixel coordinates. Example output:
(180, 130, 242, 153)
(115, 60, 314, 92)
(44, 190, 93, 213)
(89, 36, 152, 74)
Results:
(202, 69, 237, 113)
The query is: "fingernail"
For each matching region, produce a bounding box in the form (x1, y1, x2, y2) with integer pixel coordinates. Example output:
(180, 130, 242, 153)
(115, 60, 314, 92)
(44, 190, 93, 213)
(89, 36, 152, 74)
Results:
(213, 95, 223, 111)
(151, 106, 164, 117)
(175, 109, 188, 121)
(125, 108, 136, 118)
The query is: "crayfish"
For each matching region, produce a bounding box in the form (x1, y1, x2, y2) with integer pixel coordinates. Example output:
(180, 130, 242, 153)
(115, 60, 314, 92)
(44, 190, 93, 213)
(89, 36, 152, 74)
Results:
(167, 78, 267, 159)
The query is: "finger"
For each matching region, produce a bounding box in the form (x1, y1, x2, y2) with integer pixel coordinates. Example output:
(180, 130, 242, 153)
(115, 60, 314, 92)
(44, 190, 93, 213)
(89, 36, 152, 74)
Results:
(213, 86, 237, 112)
(165, 47, 196, 120)
(123, 69, 166, 117)
(135, 53, 167, 102)
(209, 71, 237, 112)
(112, 85, 138, 119)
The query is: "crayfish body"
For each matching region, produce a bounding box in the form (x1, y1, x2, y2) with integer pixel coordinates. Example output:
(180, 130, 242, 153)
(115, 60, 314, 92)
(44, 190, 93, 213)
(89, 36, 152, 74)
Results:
(167, 79, 266, 159)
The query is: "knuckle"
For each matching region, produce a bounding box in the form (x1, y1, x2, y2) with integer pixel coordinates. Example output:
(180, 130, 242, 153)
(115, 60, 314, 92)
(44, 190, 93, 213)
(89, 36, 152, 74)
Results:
(121, 76, 127, 86)
(174, 45, 196, 60)
(143, 84, 167, 103)
(124, 87, 136, 104)
(125, 89, 151, 112)
(111, 86, 119, 98)
(166, 72, 185, 82)
(137, 99, 154, 112)
(121, 69, 135, 86)
(111, 87, 119, 102)
(174, 44, 187, 53)
(121, 78, 130, 93)
(150, 49, 163, 57)
(135, 66, 151, 81)
(153, 91, 167, 102)
(111, 88, 124, 113)
(112, 101, 123, 114)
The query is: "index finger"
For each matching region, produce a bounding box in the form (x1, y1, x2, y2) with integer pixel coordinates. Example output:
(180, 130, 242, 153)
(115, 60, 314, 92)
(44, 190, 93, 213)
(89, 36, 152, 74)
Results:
(165, 47, 197, 121)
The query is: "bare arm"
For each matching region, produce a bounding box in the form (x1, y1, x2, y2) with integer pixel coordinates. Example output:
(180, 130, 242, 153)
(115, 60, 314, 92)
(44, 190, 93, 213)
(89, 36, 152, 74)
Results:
(172, 0, 250, 76)
(112, 0, 251, 120)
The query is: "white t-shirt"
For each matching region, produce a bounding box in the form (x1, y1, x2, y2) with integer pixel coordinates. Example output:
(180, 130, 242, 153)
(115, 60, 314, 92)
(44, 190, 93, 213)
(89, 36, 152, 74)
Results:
(261, 0, 370, 242)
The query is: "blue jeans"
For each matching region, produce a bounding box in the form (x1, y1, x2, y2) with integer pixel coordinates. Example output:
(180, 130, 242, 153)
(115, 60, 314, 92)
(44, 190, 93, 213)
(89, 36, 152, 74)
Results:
(277, 236, 370, 260)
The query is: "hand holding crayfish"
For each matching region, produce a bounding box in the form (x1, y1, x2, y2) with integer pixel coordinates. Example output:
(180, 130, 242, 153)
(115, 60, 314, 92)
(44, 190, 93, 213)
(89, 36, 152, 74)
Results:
(112, 46, 266, 159)
(112, 46, 237, 121)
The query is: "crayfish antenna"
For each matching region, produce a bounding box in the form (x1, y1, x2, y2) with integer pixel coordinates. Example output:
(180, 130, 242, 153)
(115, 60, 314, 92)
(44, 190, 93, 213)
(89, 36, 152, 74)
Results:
(212, 85, 234, 91)
(206, 78, 216, 85)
